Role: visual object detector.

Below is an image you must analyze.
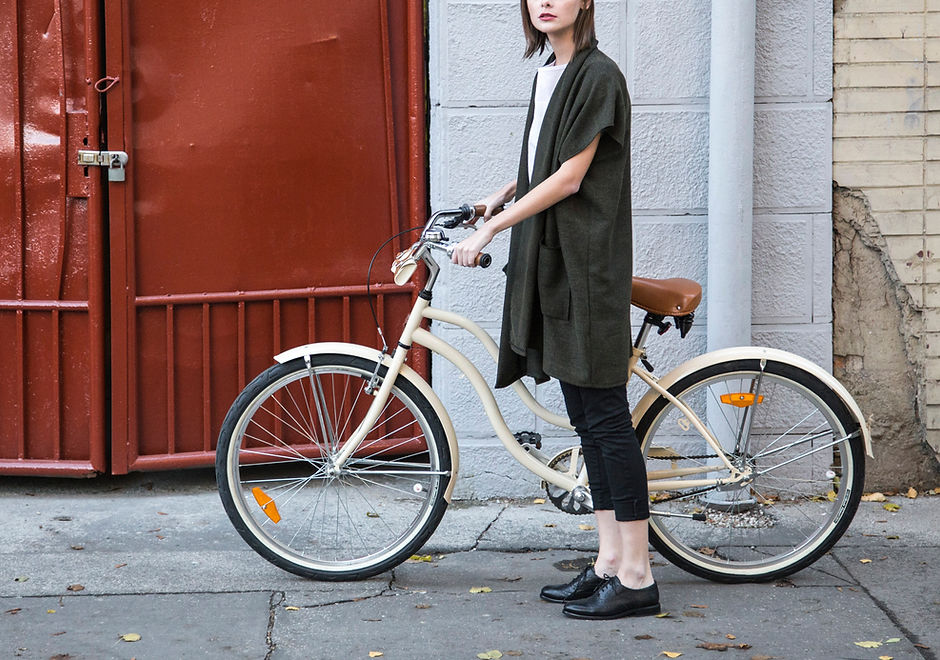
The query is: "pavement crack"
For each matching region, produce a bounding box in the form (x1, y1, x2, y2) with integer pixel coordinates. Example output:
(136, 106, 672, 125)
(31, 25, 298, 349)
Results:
(265, 590, 285, 660)
(470, 502, 510, 551)
(831, 554, 935, 660)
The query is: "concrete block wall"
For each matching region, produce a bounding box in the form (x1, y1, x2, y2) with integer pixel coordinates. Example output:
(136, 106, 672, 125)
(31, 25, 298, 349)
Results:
(429, 1, 834, 498)
(833, 0, 940, 463)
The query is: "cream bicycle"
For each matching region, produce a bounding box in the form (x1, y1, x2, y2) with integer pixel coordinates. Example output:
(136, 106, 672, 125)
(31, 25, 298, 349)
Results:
(215, 204, 872, 583)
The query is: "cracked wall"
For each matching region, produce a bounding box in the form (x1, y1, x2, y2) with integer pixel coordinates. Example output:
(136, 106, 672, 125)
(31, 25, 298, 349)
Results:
(833, 0, 940, 484)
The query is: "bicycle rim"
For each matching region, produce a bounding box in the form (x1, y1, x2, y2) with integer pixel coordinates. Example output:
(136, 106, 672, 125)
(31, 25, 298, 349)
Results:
(638, 359, 863, 582)
(218, 355, 450, 579)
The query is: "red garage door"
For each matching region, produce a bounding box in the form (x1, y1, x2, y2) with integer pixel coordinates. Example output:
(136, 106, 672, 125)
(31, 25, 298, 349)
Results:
(0, 0, 426, 475)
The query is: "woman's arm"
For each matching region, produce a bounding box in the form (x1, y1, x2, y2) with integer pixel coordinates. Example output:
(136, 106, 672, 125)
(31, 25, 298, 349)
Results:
(451, 133, 602, 267)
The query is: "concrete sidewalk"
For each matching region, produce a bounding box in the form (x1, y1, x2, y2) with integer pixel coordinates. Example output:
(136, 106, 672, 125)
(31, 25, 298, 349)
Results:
(1, 470, 937, 660)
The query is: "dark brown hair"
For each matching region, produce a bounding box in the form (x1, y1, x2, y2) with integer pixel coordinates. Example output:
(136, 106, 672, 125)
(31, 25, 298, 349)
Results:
(521, 1, 596, 59)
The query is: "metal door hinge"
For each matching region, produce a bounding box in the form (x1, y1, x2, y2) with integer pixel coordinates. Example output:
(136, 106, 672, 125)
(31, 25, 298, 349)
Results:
(77, 150, 129, 182)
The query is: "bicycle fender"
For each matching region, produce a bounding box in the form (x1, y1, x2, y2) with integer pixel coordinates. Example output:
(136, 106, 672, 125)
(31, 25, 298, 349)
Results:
(274, 342, 461, 502)
(631, 346, 873, 458)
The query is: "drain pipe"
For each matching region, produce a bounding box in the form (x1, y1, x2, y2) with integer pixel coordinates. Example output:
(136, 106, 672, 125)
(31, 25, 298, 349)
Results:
(705, 1, 757, 510)
(706, 0, 756, 352)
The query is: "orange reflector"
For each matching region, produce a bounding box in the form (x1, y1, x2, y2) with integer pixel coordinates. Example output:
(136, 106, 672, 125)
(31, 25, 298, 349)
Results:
(251, 487, 281, 524)
(720, 393, 764, 408)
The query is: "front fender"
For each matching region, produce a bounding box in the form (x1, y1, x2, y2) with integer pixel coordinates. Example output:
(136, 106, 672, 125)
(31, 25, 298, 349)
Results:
(274, 342, 460, 502)
(631, 346, 873, 458)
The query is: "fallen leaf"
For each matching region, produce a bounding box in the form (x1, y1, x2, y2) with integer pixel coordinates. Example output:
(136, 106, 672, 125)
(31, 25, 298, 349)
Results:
(4, 608, 21, 615)
(366, 511, 380, 518)
(543, 523, 556, 528)
(415, 603, 431, 609)
(661, 653, 682, 658)
(369, 652, 384, 658)
(70, 545, 84, 551)
(500, 576, 522, 582)
(886, 535, 899, 540)
(861, 492, 886, 502)
(533, 498, 546, 504)
(47, 609, 56, 613)
(636, 634, 654, 640)
(115, 563, 127, 569)
(155, 535, 165, 540)
(157, 511, 167, 515)
(689, 604, 708, 609)
(885, 638, 901, 643)
(826, 489, 837, 501)
(67, 584, 84, 592)
(477, 651, 502, 660)
(577, 524, 595, 531)
(408, 554, 433, 562)
(697, 547, 716, 556)
(883, 503, 901, 512)
(13, 576, 28, 583)
(905, 487, 917, 499)
(854, 641, 883, 649)
(284, 606, 300, 611)
(655, 612, 672, 618)
(859, 558, 873, 564)
(914, 643, 931, 649)
(697, 642, 730, 651)
(726, 634, 736, 640)
(50, 631, 66, 637)
(469, 586, 492, 593)
(879, 656, 893, 660)
(120, 633, 142, 642)
(750, 656, 774, 660)
(506, 653, 523, 657)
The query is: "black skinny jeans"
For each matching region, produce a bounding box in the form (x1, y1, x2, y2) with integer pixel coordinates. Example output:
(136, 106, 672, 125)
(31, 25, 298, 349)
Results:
(559, 381, 650, 522)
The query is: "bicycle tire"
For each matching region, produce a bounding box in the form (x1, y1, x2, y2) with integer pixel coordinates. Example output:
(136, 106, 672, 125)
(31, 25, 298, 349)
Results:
(216, 354, 451, 580)
(636, 358, 864, 583)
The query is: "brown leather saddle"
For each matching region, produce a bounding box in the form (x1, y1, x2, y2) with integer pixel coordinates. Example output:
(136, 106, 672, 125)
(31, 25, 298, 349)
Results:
(631, 277, 702, 317)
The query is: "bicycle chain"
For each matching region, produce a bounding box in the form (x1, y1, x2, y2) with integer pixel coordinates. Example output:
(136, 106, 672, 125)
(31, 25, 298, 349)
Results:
(649, 454, 719, 461)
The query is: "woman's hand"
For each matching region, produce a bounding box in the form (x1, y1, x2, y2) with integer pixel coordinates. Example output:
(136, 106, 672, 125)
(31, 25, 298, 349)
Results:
(470, 182, 516, 225)
(451, 223, 495, 267)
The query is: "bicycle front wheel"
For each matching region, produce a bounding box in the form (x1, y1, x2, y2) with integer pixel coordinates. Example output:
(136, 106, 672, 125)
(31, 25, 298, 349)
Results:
(636, 358, 864, 582)
(216, 354, 451, 580)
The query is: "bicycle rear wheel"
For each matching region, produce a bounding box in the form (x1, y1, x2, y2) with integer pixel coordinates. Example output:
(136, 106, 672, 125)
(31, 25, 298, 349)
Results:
(636, 358, 864, 582)
(216, 354, 451, 580)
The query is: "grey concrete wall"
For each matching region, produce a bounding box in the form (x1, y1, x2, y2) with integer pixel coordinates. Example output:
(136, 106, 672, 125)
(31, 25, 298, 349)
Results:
(428, 0, 834, 499)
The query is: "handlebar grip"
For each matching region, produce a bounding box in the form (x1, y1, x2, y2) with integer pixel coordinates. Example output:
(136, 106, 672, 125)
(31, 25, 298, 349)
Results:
(476, 253, 492, 268)
(472, 204, 504, 219)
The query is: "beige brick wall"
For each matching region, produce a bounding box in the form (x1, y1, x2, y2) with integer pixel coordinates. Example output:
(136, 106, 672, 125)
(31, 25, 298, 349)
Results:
(833, 0, 940, 457)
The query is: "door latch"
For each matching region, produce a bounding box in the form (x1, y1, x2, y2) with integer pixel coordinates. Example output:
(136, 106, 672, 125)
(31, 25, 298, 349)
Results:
(77, 150, 129, 182)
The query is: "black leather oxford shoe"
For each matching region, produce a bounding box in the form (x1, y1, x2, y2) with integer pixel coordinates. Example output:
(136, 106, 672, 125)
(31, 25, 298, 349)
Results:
(540, 565, 607, 603)
(562, 577, 660, 619)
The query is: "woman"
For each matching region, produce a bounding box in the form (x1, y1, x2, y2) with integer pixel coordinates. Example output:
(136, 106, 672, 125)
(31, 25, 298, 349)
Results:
(451, 0, 658, 620)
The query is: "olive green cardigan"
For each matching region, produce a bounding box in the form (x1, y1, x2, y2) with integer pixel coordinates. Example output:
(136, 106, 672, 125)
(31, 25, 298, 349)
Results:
(495, 45, 632, 389)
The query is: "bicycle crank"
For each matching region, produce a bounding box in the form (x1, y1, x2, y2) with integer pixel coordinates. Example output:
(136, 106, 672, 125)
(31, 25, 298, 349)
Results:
(543, 447, 594, 515)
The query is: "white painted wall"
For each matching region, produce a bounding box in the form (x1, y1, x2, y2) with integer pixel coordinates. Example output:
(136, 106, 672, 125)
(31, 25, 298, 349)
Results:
(428, 0, 833, 499)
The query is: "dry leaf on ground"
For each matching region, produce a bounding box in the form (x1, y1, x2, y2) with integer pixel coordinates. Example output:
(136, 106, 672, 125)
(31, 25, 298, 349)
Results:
(284, 606, 300, 611)
(416, 603, 431, 609)
(477, 651, 502, 660)
(879, 656, 894, 660)
(120, 633, 141, 642)
(905, 487, 917, 499)
(655, 612, 672, 618)
(861, 492, 886, 502)
(407, 554, 433, 562)
(883, 503, 901, 512)
(661, 653, 682, 658)
(859, 558, 873, 564)
(543, 523, 556, 528)
(67, 584, 84, 592)
(726, 634, 736, 640)
(886, 638, 901, 643)
(636, 634, 654, 640)
(469, 586, 492, 594)
(369, 652, 383, 658)
(533, 498, 546, 504)
(854, 641, 883, 649)
(578, 524, 595, 531)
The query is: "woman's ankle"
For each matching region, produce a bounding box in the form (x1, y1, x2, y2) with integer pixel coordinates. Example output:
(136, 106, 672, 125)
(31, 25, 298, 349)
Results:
(616, 566, 654, 590)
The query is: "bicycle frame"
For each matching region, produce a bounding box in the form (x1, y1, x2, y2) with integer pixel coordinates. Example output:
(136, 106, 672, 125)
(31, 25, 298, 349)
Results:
(274, 207, 873, 506)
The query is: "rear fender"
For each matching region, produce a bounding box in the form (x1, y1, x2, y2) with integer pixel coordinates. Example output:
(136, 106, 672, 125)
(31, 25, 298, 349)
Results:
(274, 342, 460, 502)
(631, 346, 873, 458)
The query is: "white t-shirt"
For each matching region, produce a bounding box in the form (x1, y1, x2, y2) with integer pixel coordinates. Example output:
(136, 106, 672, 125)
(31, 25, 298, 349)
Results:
(527, 63, 567, 180)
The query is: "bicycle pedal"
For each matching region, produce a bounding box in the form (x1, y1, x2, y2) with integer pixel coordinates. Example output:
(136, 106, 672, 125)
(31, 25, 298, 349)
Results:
(513, 431, 542, 450)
